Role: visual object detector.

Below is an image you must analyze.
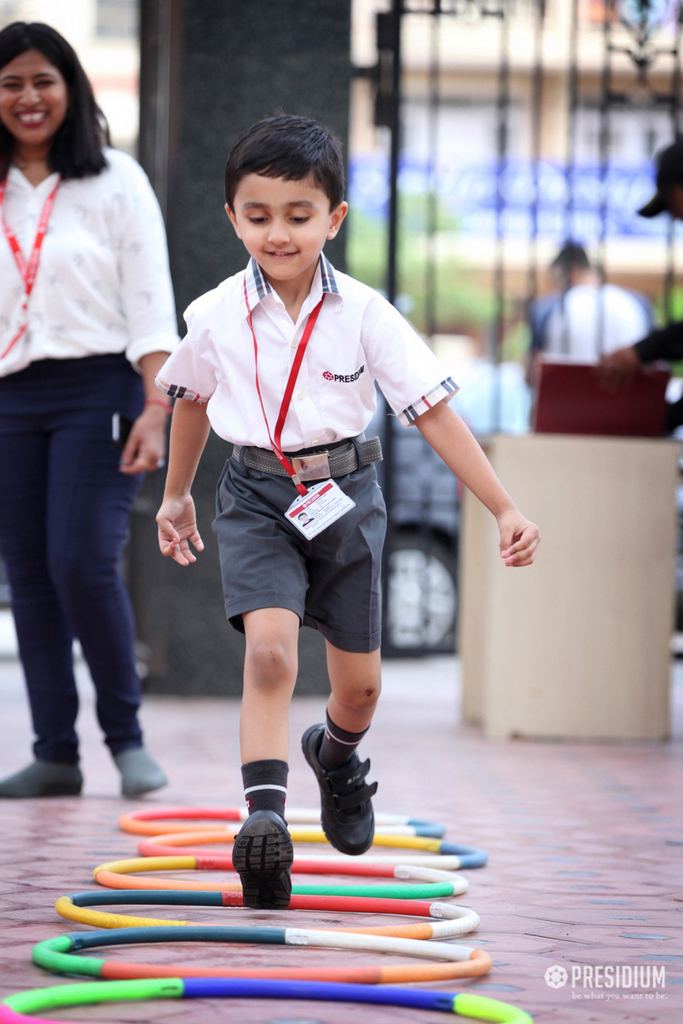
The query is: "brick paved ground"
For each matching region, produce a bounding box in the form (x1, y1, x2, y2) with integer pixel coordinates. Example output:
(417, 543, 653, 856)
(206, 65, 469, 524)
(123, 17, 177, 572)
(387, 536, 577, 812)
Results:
(0, 649, 681, 1023)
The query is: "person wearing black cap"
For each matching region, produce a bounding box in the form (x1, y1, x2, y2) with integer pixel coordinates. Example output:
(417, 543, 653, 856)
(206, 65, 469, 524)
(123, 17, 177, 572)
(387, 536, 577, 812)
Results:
(599, 139, 683, 431)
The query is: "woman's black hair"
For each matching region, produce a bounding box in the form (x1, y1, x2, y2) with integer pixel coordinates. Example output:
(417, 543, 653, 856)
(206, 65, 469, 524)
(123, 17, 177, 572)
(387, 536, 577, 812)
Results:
(0, 21, 109, 182)
(225, 114, 345, 211)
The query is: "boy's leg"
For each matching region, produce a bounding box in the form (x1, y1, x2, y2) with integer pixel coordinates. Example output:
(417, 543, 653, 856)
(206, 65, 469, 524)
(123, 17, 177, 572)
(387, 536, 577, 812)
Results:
(232, 607, 298, 909)
(325, 644, 382, 737)
(240, 607, 300, 764)
(302, 644, 381, 856)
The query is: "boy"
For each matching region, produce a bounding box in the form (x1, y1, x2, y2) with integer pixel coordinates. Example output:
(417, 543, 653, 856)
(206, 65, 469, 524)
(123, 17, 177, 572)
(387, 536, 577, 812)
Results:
(155, 115, 540, 911)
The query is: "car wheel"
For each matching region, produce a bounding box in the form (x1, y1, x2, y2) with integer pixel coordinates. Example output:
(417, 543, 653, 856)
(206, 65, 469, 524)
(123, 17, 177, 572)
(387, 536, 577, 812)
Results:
(386, 534, 457, 651)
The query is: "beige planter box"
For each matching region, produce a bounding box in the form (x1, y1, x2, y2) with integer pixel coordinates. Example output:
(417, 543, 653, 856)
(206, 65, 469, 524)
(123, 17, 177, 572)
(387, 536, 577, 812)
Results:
(459, 434, 678, 740)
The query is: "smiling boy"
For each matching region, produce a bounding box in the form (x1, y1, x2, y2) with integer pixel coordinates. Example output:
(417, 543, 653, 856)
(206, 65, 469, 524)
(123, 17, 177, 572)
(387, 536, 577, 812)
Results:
(155, 115, 540, 910)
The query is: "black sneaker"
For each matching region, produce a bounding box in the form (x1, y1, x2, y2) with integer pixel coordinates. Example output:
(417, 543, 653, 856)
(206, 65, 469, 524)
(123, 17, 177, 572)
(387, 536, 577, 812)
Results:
(232, 810, 293, 909)
(301, 723, 377, 856)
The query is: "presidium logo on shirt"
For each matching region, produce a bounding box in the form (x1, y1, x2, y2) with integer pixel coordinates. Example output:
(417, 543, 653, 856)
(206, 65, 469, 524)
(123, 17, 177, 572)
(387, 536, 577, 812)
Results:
(322, 364, 365, 383)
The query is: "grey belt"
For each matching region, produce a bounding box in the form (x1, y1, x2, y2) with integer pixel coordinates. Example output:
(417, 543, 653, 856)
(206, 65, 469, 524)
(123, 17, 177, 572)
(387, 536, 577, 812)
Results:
(232, 434, 383, 480)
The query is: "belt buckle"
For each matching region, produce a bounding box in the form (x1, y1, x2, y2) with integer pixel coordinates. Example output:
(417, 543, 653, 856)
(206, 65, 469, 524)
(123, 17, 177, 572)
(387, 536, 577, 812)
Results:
(292, 451, 331, 481)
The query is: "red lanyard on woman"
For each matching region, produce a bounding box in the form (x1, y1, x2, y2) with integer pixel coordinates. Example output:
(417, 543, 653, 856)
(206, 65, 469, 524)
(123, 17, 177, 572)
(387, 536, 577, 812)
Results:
(0, 174, 60, 359)
(243, 274, 324, 497)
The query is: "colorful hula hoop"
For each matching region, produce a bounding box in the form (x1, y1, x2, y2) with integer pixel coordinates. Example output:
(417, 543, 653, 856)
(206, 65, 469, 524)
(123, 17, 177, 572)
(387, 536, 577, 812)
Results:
(137, 837, 470, 890)
(119, 806, 446, 838)
(93, 855, 466, 899)
(55, 889, 479, 931)
(137, 836, 470, 890)
(137, 830, 472, 870)
(118, 811, 486, 866)
(1, 978, 532, 1024)
(32, 925, 493, 984)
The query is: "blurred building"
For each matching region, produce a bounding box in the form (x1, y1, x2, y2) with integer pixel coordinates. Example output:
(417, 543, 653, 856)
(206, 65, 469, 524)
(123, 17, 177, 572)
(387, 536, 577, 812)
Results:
(349, 0, 683, 304)
(4, 0, 678, 303)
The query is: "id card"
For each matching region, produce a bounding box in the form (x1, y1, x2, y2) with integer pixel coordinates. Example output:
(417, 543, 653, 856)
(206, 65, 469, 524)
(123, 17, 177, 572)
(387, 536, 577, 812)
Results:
(285, 479, 356, 539)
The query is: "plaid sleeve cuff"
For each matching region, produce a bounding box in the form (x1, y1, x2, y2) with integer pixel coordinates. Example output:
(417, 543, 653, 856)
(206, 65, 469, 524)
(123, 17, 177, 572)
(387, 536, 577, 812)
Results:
(155, 373, 209, 404)
(398, 377, 460, 426)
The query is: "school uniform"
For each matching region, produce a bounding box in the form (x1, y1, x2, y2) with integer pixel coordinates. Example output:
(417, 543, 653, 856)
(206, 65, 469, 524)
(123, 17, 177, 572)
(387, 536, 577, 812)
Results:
(157, 255, 457, 652)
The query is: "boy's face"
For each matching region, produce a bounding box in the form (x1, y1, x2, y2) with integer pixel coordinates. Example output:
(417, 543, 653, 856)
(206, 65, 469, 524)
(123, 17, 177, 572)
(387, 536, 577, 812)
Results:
(225, 174, 347, 293)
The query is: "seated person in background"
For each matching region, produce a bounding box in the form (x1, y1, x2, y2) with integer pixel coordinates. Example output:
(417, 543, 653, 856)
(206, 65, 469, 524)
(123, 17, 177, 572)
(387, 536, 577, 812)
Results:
(527, 242, 653, 385)
(600, 140, 683, 432)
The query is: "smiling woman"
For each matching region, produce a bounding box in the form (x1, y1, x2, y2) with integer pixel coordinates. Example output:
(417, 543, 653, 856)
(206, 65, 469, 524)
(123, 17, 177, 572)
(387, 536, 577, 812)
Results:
(0, 21, 179, 800)
(0, 25, 108, 185)
(0, 49, 70, 182)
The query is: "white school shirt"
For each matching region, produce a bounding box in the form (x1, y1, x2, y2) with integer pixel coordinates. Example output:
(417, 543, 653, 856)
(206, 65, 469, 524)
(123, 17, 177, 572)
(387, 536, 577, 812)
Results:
(543, 284, 651, 361)
(156, 255, 459, 450)
(0, 148, 179, 378)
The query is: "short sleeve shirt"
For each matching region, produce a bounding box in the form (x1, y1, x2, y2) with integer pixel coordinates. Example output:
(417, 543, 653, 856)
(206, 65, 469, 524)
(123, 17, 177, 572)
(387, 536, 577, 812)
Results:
(156, 255, 458, 449)
(0, 149, 179, 377)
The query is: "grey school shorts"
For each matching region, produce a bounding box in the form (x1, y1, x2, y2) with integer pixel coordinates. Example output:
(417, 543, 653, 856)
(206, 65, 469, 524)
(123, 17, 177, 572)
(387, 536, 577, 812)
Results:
(212, 456, 387, 653)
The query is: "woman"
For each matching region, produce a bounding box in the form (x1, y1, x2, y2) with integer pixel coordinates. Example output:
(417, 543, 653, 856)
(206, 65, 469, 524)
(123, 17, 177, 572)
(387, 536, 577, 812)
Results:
(0, 22, 179, 798)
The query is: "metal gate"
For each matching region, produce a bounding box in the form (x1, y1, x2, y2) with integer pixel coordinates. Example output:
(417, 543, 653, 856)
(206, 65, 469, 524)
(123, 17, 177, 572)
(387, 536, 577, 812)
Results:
(353, 0, 683, 655)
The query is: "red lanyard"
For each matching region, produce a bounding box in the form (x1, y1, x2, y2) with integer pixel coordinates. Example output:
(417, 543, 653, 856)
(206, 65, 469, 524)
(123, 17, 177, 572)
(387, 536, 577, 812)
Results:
(244, 275, 324, 496)
(0, 174, 60, 359)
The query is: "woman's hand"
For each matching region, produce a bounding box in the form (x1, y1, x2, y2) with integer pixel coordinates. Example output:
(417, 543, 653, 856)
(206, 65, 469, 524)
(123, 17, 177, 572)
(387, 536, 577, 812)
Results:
(119, 404, 167, 475)
(156, 494, 204, 566)
(497, 508, 541, 567)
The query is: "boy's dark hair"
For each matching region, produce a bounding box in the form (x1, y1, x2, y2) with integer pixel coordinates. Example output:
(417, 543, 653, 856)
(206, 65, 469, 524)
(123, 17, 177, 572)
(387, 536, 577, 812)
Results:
(225, 114, 345, 211)
(0, 21, 110, 183)
(551, 241, 590, 274)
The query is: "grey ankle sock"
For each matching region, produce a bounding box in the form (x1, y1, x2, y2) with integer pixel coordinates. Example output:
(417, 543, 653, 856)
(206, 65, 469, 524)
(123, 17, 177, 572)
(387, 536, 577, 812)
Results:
(0, 760, 82, 799)
(113, 747, 167, 797)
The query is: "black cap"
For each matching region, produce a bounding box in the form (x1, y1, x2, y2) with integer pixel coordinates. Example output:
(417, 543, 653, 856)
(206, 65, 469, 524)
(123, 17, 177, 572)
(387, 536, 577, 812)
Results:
(638, 140, 683, 217)
(550, 241, 590, 273)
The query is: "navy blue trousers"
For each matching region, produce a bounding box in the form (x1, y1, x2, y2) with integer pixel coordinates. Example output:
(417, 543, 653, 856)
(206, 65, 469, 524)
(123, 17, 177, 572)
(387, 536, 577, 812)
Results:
(0, 354, 146, 764)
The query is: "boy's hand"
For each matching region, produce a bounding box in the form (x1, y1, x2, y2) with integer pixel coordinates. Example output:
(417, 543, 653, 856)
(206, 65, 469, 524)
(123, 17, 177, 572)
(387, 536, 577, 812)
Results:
(497, 509, 540, 567)
(156, 495, 204, 566)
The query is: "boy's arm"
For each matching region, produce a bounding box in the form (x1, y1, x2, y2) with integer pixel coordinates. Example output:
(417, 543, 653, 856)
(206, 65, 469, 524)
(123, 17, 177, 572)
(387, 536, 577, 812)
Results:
(415, 401, 540, 567)
(156, 399, 211, 566)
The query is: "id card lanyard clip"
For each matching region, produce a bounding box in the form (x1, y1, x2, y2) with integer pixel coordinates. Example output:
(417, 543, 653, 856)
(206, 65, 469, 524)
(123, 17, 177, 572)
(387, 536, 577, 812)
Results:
(244, 276, 324, 497)
(0, 174, 60, 359)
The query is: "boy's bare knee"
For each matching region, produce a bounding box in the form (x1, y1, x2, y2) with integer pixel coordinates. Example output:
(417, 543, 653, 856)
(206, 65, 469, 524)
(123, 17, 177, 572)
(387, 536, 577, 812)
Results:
(246, 637, 295, 691)
(335, 685, 379, 716)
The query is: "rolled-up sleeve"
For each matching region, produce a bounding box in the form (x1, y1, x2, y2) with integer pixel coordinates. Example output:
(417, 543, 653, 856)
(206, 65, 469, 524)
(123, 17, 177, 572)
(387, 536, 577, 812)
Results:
(113, 160, 179, 366)
(363, 297, 459, 426)
(155, 303, 218, 403)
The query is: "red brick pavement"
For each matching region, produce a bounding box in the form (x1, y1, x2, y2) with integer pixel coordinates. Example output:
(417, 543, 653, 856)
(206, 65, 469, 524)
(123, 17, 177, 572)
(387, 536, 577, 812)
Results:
(0, 655, 681, 1023)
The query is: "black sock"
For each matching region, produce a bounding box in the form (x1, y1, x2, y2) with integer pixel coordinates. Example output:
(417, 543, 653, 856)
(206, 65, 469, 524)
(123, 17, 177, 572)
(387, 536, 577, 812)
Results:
(241, 759, 288, 817)
(318, 711, 369, 770)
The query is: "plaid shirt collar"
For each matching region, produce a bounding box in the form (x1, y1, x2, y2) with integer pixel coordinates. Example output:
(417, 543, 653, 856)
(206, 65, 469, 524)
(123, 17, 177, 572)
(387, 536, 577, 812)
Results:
(241, 254, 340, 320)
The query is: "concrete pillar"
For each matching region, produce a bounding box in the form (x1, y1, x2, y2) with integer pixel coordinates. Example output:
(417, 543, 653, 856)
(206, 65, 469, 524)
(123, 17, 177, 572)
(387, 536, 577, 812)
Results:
(132, 0, 351, 695)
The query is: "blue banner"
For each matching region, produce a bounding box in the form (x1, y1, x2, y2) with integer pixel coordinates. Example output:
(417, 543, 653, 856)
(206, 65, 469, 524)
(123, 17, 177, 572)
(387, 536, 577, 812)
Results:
(349, 155, 671, 239)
